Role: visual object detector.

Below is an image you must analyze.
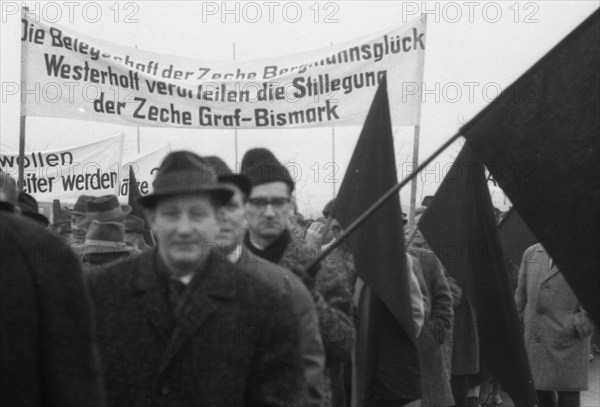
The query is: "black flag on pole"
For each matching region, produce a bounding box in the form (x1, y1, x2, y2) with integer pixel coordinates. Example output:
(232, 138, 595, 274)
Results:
(462, 9, 600, 325)
(333, 77, 421, 405)
(419, 143, 537, 407)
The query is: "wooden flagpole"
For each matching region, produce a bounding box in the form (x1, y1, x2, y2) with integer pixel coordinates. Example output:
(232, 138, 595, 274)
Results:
(18, 117, 26, 192)
(408, 14, 428, 231)
(330, 42, 336, 199)
(233, 42, 239, 166)
(407, 124, 420, 228)
(18, 8, 29, 192)
(135, 45, 141, 154)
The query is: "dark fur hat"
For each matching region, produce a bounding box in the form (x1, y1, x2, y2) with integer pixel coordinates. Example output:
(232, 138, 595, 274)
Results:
(240, 148, 294, 192)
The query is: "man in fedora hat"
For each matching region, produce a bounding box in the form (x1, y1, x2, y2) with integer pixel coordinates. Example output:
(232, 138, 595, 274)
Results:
(72, 194, 132, 246)
(240, 148, 355, 407)
(86, 151, 306, 407)
(73, 220, 140, 272)
(123, 214, 153, 252)
(85, 194, 132, 222)
(204, 155, 325, 407)
(64, 194, 95, 244)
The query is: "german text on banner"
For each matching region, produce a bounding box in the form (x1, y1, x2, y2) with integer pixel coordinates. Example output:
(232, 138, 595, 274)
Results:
(0, 134, 124, 203)
(21, 11, 425, 129)
(117, 145, 171, 202)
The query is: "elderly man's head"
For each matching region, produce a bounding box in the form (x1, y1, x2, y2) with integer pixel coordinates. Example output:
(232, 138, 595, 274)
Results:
(123, 215, 151, 252)
(65, 195, 95, 244)
(139, 151, 233, 276)
(202, 156, 252, 252)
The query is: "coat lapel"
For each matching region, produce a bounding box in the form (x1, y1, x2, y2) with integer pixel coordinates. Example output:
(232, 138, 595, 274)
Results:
(158, 255, 237, 374)
(126, 250, 175, 343)
(539, 245, 560, 283)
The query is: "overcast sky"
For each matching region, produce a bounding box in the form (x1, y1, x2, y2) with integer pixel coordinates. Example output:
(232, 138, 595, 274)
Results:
(1, 1, 597, 216)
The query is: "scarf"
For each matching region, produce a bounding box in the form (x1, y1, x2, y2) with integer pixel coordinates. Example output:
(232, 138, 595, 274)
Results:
(244, 229, 291, 264)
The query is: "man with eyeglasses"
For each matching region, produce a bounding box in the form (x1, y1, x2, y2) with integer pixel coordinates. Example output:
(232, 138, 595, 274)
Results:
(241, 148, 355, 407)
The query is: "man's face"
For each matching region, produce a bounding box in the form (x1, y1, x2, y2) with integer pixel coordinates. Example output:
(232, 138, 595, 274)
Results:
(215, 186, 247, 251)
(148, 193, 219, 273)
(71, 213, 87, 243)
(245, 182, 292, 241)
(323, 218, 343, 244)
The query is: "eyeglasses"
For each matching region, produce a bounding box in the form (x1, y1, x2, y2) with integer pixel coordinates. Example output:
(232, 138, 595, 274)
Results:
(247, 197, 291, 210)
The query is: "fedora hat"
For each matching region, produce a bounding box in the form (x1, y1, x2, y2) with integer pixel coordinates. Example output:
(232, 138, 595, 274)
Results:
(203, 155, 252, 197)
(85, 195, 131, 222)
(64, 194, 95, 215)
(123, 215, 148, 234)
(18, 192, 50, 226)
(240, 148, 294, 192)
(138, 151, 234, 208)
(72, 220, 136, 255)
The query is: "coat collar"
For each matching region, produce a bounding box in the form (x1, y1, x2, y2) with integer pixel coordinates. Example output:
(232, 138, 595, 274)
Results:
(535, 244, 560, 282)
(127, 249, 236, 299)
(126, 249, 237, 374)
(160, 254, 237, 373)
(244, 228, 292, 264)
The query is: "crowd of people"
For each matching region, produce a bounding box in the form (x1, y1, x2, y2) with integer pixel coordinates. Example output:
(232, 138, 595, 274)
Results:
(0, 147, 597, 407)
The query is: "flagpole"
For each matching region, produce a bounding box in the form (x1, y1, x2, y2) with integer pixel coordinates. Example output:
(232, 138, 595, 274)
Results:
(18, 116, 26, 191)
(135, 44, 141, 154)
(18, 8, 28, 192)
(332, 126, 336, 198)
(407, 14, 428, 232)
(136, 121, 141, 154)
(405, 224, 419, 246)
(233, 42, 239, 166)
(330, 42, 336, 199)
(306, 131, 463, 277)
(408, 125, 420, 229)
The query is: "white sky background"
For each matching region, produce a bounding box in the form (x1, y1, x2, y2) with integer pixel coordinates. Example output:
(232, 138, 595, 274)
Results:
(1, 1, 598, 216)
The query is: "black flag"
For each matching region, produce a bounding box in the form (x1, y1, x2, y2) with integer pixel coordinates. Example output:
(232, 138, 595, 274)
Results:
(420, 142, 538, 407)
(462, 9, 600, 325)
(333, 78, 421, 405)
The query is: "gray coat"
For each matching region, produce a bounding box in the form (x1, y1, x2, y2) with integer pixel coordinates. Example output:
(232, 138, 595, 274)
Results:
(515, 243, 593, 391)
(87, 250, 307, 407)
(409, 247, 455, 407)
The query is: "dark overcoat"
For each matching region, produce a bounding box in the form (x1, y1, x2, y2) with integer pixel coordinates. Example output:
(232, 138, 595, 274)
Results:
(236, 246, 325, 406)
(450, 294, 479, 375)
(0, 212, 105, 407)
(515, 243, 593, 391)
(86, 249, 307, 407)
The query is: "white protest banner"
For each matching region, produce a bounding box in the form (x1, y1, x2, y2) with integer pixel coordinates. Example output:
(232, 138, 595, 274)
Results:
(117, 145, 171, 202)
(21, 11, 425, 129)
(0, 134, 124, 203)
